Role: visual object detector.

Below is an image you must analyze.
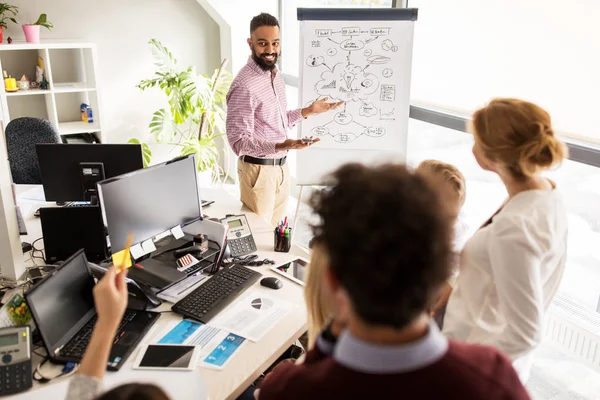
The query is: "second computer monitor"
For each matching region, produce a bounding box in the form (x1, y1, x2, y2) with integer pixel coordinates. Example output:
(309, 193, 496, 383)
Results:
(97, 154, 202, 254)
(36, 143, 144, 202)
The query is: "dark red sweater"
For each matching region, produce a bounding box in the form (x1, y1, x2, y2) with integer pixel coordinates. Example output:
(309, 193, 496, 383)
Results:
(259, 340, 530, 400)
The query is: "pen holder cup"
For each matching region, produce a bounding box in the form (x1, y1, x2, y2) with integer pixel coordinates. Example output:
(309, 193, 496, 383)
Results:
(274, 230, 291, 253)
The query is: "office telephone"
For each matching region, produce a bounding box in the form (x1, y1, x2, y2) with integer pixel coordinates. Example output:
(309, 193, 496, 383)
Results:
(0, 326, 32, 395)
(220, 214, 257, 257)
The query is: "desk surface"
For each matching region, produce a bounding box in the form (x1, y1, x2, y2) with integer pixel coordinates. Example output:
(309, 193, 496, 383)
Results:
(12, 186, 309, 400)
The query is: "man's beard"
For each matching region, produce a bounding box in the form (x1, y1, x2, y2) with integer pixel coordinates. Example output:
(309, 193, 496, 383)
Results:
(252, 47, 280, 71)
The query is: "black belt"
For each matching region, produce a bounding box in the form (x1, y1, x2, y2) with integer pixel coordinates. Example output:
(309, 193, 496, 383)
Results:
(241, 155, 286, 166)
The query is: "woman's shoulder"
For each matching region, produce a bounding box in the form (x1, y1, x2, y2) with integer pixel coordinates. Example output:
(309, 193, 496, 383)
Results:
(500, 188, 566, 222)
(492, 190, 567, 249)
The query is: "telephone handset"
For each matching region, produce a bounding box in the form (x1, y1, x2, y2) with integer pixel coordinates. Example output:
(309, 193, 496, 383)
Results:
(220, 214, 257, 258)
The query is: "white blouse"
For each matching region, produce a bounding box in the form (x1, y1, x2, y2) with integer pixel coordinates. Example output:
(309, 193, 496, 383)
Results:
(443, 188, 568, 383)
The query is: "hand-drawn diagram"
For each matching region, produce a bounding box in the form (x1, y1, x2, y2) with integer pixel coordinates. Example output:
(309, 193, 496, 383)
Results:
(301, 21, 408, 151)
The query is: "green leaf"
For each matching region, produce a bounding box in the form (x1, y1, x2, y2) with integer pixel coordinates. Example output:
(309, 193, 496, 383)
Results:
(127, 138, 152, 168)
(141, 143, 152, 168)
(149, 109, 177, 142)
(34, 13, 46, 25)
(149, 38, 177, 73)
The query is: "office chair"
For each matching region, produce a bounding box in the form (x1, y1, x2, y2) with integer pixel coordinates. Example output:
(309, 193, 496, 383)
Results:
(5, 117, 61, 184)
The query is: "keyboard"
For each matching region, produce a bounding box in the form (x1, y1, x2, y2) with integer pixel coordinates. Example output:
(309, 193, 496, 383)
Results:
(172, 264, 261, 323)
(61, 310, 137, 358)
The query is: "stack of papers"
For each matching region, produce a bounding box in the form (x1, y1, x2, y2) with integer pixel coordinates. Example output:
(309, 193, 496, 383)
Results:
(155, 320, 245, 370)
(208, 289, 296, 342)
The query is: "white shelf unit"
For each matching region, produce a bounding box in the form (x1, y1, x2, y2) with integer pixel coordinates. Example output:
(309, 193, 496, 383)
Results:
(0, 42, 104, 142)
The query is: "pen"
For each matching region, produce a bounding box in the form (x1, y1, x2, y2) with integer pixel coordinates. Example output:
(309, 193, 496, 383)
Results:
(283, 216, 287, 227)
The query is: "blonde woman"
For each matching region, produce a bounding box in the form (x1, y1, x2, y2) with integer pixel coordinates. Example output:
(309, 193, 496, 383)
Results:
(416, 160, 467, 328)
(443, 98, 568, 383)
(304, 242, 332, 349)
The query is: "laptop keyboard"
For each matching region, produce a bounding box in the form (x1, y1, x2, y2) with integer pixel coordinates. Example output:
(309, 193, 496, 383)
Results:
(61, 310, 137, 358)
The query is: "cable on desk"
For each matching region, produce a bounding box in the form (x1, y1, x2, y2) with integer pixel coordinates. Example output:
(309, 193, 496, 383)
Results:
(33, 358, 78, 383)
(32, 346, 47, 358)
(30, 237, 46, 265)
(206, 239, 222, 275)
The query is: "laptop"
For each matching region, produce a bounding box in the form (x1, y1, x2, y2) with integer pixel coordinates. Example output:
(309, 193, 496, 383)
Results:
(25, 249, 161, 371)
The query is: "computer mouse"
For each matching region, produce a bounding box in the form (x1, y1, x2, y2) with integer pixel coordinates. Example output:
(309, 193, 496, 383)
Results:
(260, 277, 283, 290)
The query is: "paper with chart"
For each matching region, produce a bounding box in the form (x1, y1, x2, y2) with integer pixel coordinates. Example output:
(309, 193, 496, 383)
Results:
(156, 319, 246, 370)
(208, 290, 296, 342)
(300, 20, 413, 151)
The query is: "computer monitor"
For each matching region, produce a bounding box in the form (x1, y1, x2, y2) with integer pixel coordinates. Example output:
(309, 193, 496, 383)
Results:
(36, 144, 144, 202)
(97, 154, 202, 254)
(40, 206, 109, 263)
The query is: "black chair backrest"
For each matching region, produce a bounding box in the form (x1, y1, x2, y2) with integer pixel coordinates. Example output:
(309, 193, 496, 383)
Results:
(5, 117, 60, 184)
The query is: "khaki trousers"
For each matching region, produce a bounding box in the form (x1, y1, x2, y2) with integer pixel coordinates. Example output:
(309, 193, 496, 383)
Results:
(237, 159, 290, 227)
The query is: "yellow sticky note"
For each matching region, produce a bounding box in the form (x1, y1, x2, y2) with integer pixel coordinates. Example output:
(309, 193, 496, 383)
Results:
(112, 249, 132, 271)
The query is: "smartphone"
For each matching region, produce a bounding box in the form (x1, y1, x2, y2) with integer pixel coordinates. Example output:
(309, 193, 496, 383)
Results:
(270, 257, 309, 286)
(133, 344, 199, 371)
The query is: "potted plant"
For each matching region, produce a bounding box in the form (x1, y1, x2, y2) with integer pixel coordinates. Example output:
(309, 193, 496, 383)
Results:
(129, 39, 232, 186)
(0, 3, 18, 43)
(22, 13, 53, 43)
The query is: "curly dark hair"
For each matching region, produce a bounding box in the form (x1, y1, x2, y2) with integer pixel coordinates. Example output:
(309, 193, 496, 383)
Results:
(310, 163, 452, 329)
(250, 13, 279, 33)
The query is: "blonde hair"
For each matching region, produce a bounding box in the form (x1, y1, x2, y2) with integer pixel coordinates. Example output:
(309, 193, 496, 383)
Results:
(471, 98, 567, 178)
(416, 160, 466, 206)
(304, 243, 332, 349)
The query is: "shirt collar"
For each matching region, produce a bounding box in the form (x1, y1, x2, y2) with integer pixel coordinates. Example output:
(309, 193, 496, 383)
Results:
(333, 320, 449, 374)
(247, 56, 278, 76)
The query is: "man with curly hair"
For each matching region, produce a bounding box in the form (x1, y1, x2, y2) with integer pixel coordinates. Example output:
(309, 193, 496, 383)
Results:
(256, 163, 530, 400)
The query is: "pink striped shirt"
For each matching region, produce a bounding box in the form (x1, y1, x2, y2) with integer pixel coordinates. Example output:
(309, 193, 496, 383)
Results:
(226, 57, 303, 159)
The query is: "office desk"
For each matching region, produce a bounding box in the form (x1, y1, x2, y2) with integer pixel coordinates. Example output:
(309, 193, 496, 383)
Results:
(12, 186, 309, 400)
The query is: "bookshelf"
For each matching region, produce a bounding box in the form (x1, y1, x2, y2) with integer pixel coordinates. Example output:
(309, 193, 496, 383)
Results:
(0, 41, 104, 142)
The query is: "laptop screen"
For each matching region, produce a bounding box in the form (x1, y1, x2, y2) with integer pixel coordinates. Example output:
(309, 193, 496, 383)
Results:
(26, 250, 95, 353)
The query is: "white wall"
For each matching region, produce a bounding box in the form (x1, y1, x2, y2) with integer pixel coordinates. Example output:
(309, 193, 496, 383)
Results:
(198, 0, 278, 74)
(409, 0, 600, 141)
(3, 0, 220, 147)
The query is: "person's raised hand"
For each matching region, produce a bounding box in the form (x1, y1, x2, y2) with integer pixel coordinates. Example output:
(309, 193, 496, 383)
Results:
(275, 137, 320, 151)
(302, 97, 344, 117)
(93, 264, 128, 331)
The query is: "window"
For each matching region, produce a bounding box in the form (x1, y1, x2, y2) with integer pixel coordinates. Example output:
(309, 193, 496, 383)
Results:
(280, 0, 393, 77)
(408, 0, 600, 142)
(408, 119, 600, 314)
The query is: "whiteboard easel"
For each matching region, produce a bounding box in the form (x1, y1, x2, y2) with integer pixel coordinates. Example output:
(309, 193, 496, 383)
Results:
(292, 7, 418, 244)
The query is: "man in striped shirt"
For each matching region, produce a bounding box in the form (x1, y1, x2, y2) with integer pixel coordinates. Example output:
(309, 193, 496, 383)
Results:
(226, 13, 342, 227)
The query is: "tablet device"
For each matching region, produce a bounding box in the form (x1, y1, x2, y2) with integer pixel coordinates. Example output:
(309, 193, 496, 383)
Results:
(133, 344, 199, 371)
(270, 257, 309, 286)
